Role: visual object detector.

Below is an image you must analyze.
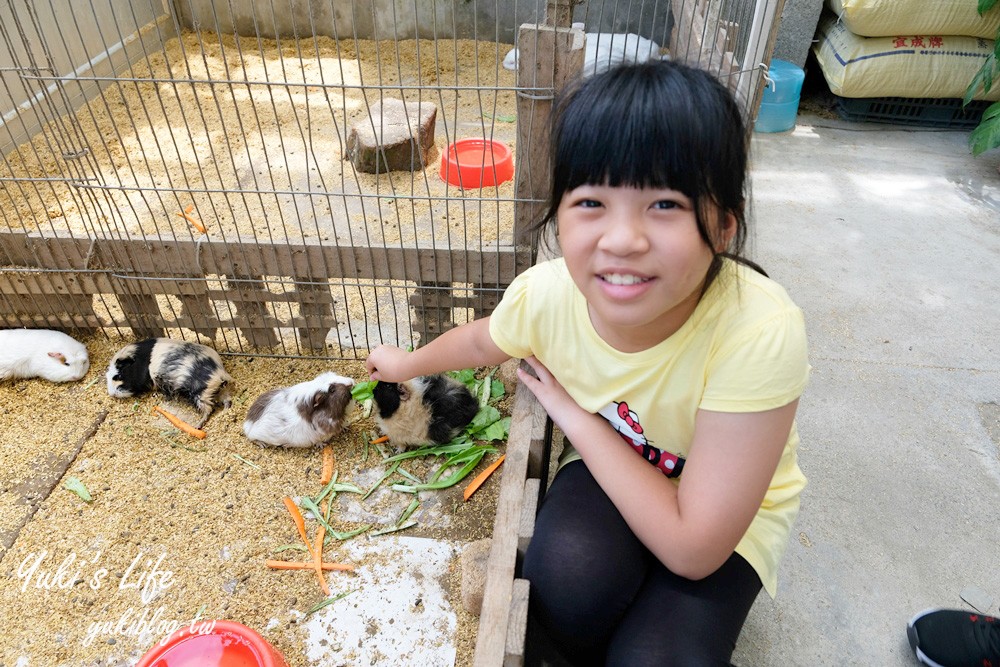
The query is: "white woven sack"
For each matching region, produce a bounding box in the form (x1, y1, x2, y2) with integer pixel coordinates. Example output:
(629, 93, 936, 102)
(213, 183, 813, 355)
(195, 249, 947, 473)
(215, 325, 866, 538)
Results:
(813, 13, 1000, 100)
(826, 0, 1000, 38)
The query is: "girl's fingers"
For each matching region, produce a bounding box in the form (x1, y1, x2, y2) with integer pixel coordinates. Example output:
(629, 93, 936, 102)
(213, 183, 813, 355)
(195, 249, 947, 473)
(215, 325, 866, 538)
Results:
(522, 356, 550, 380)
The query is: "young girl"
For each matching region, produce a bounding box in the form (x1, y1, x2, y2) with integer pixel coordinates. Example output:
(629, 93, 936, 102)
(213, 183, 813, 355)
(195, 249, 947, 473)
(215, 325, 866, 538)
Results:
(366, 60, 809, 665)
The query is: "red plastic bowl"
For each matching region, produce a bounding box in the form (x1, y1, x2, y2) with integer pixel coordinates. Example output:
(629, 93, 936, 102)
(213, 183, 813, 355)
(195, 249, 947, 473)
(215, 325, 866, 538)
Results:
(135, 620, 289, 667)
(440, 138, 514, 188)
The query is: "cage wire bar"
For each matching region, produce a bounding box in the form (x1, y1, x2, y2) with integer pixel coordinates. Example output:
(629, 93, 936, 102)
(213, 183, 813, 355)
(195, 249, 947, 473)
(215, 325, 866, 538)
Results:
(0, 0, 784, 360)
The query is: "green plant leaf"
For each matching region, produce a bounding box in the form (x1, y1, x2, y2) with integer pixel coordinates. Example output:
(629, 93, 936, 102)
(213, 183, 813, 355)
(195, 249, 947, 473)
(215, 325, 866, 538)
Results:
(490, 379, 505, 400)
(480, 417, 511, 442)
(468, 405, 502, 434)
(963, 54, 996, 105)
(449, 368, 477, 385)
(64, 476, 92, 502)
(969, 101, 1000, 155)
(304, 589, 356, 616)
(391, 450, 487, 492)
(978, 0, 998, 15)
(351, 380, 377, 402)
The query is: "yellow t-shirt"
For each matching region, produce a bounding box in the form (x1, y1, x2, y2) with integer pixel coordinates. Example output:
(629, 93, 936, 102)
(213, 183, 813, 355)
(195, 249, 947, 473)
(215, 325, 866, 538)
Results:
(488, 257, 809, 597)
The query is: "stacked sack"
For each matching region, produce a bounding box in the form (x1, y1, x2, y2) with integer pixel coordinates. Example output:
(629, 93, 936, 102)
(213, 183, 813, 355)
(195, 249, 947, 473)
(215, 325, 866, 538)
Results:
(813, 0, 1000, 102)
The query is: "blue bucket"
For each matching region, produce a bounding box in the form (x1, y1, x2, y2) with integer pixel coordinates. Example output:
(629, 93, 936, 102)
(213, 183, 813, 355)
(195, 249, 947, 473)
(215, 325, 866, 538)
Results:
(755, 59, 805, 133)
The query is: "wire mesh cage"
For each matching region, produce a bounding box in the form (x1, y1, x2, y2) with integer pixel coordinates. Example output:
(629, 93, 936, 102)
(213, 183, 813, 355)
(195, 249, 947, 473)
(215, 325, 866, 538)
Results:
(0, 0, 785, 360)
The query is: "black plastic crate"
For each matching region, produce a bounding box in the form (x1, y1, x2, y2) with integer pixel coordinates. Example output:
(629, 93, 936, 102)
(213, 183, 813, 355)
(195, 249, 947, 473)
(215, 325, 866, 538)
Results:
(835, 96, 991, 129)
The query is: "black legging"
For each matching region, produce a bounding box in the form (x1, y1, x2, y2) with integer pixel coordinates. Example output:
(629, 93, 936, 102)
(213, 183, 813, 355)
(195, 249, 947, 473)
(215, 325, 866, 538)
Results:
(522, 460, 763, 667)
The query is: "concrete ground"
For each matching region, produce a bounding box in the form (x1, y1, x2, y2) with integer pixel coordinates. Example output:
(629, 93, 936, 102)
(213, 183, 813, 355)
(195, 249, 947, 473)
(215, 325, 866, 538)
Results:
(732, 109, 1000, 665)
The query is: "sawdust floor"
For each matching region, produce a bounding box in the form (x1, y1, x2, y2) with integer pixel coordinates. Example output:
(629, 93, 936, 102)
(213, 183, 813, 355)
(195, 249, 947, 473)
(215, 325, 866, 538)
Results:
(0, 335, 506, 666)
(2, 30, 520, 248)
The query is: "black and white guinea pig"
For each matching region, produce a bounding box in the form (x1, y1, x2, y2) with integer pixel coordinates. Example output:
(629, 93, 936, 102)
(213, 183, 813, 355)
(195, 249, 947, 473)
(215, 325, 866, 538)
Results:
(372, 374, 479, 447)
(106, 338, 233, 428)
(0, 328, 90, 383)
(242, 372, 355, 448)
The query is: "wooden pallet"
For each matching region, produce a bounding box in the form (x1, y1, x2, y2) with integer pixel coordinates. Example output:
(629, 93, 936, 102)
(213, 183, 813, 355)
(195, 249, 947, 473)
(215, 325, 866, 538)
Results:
(0, 230, 529, 349)
(473, 361, 552, 667)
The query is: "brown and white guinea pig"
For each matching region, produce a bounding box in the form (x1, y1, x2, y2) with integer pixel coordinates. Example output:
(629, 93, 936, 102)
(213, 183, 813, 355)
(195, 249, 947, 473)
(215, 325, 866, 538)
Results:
(242, 372, 355, 448)
(372, 374, 479, 447)
(106, 338, 233, 428)
(0, 328, 90, 383)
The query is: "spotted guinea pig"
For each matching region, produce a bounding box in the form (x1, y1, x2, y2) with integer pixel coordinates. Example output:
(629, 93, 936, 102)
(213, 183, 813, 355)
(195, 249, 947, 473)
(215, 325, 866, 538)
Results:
(372, 374, 480, 447)
(106, 338, 233, 428)
(0, 329, 90, 383)
(243, 372, 355, 448)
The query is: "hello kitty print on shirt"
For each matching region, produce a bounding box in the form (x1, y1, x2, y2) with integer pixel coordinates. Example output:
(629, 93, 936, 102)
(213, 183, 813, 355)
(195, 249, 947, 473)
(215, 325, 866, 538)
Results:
(598, 401, 686, 478)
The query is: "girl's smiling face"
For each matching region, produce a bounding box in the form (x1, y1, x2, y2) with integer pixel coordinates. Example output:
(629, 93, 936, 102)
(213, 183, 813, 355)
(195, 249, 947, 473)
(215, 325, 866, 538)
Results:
(557, 184, 732, 353)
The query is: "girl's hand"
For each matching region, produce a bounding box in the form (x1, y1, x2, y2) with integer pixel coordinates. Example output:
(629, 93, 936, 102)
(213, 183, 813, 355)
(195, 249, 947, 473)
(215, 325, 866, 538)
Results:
(365, 345, 412, 382)
(516, 356, 590, 432)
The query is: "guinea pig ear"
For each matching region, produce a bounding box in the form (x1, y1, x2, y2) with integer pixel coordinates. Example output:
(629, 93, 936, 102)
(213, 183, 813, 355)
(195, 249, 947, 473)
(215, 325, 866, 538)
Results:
(48, 352, 67, 364)
(398, 384, 411, 402)
(313, 390, 328, 408)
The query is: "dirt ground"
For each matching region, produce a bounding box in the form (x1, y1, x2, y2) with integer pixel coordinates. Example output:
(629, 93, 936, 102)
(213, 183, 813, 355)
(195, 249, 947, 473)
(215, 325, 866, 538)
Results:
(0, 334, 507, 666)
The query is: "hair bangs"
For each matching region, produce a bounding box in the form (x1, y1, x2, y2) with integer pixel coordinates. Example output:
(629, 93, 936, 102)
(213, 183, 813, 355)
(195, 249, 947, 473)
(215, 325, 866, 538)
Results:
(552, 65, 703, 198)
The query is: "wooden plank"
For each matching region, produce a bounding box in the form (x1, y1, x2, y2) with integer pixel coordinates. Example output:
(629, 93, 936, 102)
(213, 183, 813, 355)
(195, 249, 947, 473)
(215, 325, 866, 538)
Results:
(0, 272, 89, 296)
(178, 285, 221, 340)
(230, 276, 281, 348)
(513, 24, 585, 242)
(517, 478, 541, 559)
(0, 230, 529, 284)
(473, 364, 550, 667)
(0, 312, 103, 329)
(114, 291, 165, 339)
(0, 233, 92, 269)
(294, 279, 337, 351)
(0, 291, 102, 331)
(503, 578, 531, 667)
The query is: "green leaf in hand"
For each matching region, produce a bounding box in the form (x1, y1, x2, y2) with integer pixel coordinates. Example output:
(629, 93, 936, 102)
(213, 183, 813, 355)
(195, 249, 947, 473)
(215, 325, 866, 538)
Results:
(351, 380, 378, 402)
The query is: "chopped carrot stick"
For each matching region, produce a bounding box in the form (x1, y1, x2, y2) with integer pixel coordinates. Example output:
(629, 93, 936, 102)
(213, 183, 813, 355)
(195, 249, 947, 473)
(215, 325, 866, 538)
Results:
(152, 405, 206, 439)
(320, 445, 335, 485)
(370, 435, 389, 445)
(184, 204, 194, 214)
(463, 454, 506, 501)
(314, 524, 329, 595)
(282, 497, 315, 559)
(265, 559, 354, 572)
(176, 210, 207, 233)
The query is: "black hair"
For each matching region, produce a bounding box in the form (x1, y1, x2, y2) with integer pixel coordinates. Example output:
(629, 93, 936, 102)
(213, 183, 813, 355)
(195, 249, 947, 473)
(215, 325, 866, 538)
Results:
(529, 59, 765, 291)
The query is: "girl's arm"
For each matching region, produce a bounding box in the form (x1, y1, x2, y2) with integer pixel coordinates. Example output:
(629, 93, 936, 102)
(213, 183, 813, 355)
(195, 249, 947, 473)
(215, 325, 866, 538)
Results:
(366, 316, 511, 382)
(518, 356, 797, 580)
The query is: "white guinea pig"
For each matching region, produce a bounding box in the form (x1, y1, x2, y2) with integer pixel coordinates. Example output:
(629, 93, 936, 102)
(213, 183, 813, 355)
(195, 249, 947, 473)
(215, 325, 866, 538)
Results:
(0, 329, 90, 383)
(243, 372, 355, 448)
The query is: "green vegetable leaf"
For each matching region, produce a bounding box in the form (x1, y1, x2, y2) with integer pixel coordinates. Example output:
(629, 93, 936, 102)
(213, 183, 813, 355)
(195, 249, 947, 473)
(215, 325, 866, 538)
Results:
(371, 521, 417, 536)
(64, 476, 92, 503)
(490, 379, 505, 400)
(979, 0, 998, 16)
(468, 405, 502, 434)
(480, 417, 511, 442)
(391, 450, 487, 492)
(305, 589, 356, 616)
(449, 368, 477, 385)
(351, 380, 378, 402)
